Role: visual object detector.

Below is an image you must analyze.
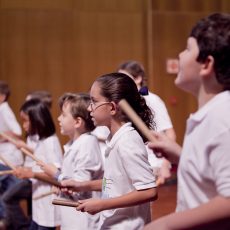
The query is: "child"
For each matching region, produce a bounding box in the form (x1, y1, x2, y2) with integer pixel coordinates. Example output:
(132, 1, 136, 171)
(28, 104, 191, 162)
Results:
(117, 61, 172, 184)
(62, 73, 157, 230)
(25, 90, 52, 109)
(4, 98, 63, 230)
(145, 13, 230, 230)
(118, 60, 176, 141)
(0, 81, 23, 221)
(0, 81, 23, 166)
(40, 93, 103, 230)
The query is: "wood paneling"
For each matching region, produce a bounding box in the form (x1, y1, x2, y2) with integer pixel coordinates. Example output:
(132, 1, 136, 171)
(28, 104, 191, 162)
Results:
(0, 0, 229, 144)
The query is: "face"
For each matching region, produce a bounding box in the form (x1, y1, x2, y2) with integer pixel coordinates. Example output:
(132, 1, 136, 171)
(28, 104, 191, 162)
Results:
(88, 81, 112, 127)
(175, 37, 202, 95)
(20, 111, 30, 133)
(58, 102, 76, 137)
(118, 69, 142, 89)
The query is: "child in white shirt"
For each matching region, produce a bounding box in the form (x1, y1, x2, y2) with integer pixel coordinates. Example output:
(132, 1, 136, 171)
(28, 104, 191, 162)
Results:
(40, 93, 103, 230)
(61, 73, 157, 230)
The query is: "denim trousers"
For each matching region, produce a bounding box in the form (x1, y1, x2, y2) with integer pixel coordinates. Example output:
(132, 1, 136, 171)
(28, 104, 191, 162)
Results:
(2, 175, 32, 230)
(29, 220, 56, 230)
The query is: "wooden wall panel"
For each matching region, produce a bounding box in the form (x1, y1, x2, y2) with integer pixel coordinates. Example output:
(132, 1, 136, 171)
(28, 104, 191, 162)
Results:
(0, 0, 229, 144)
(0, 0, 147, 144)
(147, 0, 230, 144)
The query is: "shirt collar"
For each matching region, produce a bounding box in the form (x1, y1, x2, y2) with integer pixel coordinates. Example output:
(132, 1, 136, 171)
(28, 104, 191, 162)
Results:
(187, 91, 230, 132)
(63, 132, 89, 153)
(104, 122, 134, 157)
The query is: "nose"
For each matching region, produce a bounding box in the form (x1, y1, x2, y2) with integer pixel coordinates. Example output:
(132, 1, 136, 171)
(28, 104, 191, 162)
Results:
(87, 104, 92, 112)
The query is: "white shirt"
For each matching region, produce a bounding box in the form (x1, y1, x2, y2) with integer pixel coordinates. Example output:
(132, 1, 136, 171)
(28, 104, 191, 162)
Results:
(29, 134, 63, 227)
(59, 133, 103, 230)
(91, 126, 110, 163)
(144, 92, 173, 132)
(99, 123, 156, 230)
(0, 102, 23, 166)
(177, 91, 230, 212)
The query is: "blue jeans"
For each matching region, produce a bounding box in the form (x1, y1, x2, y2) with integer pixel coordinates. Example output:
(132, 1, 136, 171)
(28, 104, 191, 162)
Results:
(2, 178, 32, 230)
(29, 220, 56, 230)
(0, 163, 19, 219)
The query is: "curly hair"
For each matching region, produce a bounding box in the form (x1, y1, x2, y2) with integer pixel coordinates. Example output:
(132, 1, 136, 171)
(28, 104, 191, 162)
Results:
(95, 72, 155, 142)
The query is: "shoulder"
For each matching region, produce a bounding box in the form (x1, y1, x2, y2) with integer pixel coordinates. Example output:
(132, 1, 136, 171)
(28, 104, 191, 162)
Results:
(116, 129, 146, 155)
(145, 92, 166, 106)
(79, 133, 99, 143)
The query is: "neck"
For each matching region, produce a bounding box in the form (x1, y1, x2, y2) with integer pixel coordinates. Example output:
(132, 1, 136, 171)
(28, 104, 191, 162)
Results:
(197, 81, 223, 109)
(109, 119, 126, 137)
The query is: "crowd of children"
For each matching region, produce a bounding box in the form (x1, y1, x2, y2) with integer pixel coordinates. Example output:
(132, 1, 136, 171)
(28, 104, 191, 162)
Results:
(0, 12, 229, 230)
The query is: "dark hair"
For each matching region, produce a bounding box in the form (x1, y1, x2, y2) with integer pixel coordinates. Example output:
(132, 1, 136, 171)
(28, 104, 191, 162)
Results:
(58, 92, 95, 132)
(20, 99, 55, 139)
(95, 72, 155, 141)
(118, 60, 146, 87)
(190, 13, 230, 89)
(26, 90, 52, 108)
(0, 81, 10, 101)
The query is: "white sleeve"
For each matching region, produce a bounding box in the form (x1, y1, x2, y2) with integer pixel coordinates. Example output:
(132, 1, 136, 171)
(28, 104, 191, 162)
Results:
(1, 106, 22, 135)
(119, 134, 156, 190)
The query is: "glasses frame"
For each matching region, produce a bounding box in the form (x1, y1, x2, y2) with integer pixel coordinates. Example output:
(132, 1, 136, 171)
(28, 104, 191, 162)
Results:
(89, 101, 111, 111)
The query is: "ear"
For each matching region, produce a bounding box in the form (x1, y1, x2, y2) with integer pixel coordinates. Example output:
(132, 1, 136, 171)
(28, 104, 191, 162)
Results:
(109, 101, 117, 115)
(200, 55, 215, 77)
(0, 94, 6, 103)
(73, 117, 83, 128)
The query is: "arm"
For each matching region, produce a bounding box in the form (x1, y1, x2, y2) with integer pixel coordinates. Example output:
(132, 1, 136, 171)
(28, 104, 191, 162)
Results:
(33, 172, 61, 187)
(144, 195, 230, 230)
(77, 187, 157, 215)
(162, 128, 176, 141)
(14, 167, 61, 187)
(61, 179, 102, 192)
(37, 161, 58, 178)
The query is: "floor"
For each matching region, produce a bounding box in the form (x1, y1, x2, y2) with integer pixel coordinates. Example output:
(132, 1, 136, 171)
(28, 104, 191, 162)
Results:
(152, 181, 177, 220)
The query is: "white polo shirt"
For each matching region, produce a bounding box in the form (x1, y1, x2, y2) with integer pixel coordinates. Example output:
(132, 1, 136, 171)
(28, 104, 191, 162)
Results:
(99, 123, 156, 230)
(30, 134, 63, 227)
(60, 133, 103, 230)
(0, 102, 23, 166)
(177, 91, 230, 212)
(144, 91, 173, 132)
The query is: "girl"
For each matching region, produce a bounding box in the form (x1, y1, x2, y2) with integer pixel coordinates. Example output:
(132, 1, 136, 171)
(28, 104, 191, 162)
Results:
(62, 73, 158, 230)
(39, 93, 103, 230)
(11, 98, 63, 230)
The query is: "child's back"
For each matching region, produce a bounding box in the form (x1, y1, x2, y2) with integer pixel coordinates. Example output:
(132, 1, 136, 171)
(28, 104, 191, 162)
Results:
(0, 81, 23, 166)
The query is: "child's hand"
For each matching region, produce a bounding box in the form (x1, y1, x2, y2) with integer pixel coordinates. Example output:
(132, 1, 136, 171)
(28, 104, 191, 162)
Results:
(76, 198, 103, 215)
(38, 162, 58, 177)
(14, 139, 28, 149)
(14, 166, 34, 179)
(148, 131, 182, 163)
(60, 179, 80, 195)
(61, 179, 82, 191)
(155, 158, 172, 185)
(51, 186, 61, 195)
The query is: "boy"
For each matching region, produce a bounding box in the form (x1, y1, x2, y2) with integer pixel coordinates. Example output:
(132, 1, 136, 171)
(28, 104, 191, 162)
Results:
(145, 13, 230, 229)
(40, 93, 103, 230)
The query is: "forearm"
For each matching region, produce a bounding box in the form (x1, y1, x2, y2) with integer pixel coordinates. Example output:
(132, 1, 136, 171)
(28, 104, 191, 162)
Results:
(156, 195, 230, 229)
(102, 188, 157, 211)
(164, 128, 176, 141)
(79, 179, 102, 191)
(34, 172, 61, 187)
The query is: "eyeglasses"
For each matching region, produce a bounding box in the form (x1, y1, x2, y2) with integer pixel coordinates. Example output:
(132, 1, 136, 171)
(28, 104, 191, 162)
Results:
(89, 101, 111, 111)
